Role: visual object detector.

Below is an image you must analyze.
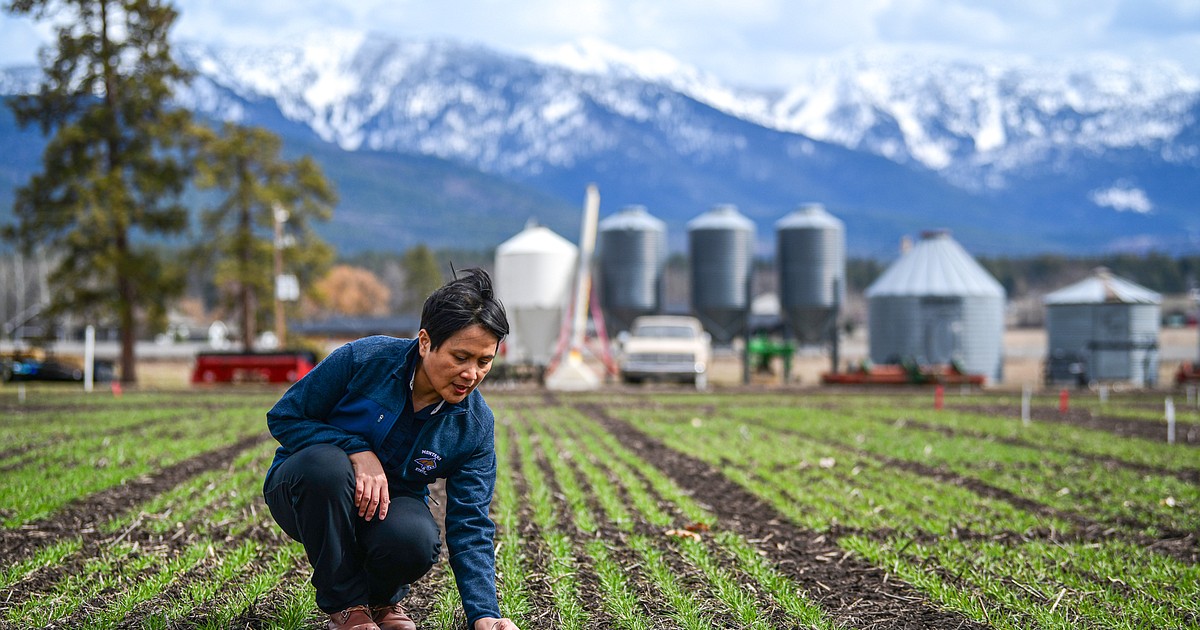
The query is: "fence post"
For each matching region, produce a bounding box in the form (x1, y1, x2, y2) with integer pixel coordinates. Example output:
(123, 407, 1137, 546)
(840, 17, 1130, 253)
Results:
(1166, 397, 1176, 445)
(1022, 384, 1032, 426)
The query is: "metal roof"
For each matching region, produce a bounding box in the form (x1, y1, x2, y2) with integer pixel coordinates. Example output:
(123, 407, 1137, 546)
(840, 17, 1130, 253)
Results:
(865, 230, 1005, 298)
(687, 204, 755, 231)
(1044, 268, 1161, 305)
(600, 205, 666, 232)
(495, 222, 577, 256)
(774, 203, 843, 231)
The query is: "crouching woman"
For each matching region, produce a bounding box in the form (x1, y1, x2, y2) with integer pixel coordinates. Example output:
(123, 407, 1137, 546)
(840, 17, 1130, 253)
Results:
(263, 268, 520, 630)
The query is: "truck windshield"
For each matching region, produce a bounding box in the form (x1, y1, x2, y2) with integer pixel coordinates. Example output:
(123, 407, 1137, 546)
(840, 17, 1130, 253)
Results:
(635, 325, 694, 338)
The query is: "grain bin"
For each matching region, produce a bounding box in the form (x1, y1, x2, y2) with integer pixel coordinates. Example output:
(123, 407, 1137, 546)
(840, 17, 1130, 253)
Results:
(494, 222, 578, 366)
(775, 203, 845, 345)
(687, 204, 756, 344)
(865, 230, 1005, 382)
(1044, 268, 1160, 387)
(597, 206, 667, 337)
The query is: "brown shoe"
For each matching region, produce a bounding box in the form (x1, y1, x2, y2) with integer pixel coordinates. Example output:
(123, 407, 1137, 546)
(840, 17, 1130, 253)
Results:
(371, 602, 417, 630)
(327, 605, 380, 630)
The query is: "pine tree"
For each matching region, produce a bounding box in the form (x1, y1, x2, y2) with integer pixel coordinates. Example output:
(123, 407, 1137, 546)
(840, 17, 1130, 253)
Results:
(400, 245, 444, 315)
(194, 122, 335, 352)
(4, 0, 195, 384)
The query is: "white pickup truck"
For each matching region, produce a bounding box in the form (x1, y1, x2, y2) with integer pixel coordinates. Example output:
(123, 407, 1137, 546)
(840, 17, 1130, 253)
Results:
(617, 315, 712, 389)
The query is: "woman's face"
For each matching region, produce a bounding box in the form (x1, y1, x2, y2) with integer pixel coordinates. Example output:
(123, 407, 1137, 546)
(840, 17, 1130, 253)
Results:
(417, 324, 499, 404)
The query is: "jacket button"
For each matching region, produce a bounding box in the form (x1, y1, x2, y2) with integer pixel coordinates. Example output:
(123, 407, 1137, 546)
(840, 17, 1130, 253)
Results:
(378, 414, 384, 421)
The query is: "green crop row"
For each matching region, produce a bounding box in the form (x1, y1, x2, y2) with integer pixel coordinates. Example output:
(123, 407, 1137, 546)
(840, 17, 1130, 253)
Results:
(727, 404, 1199, 535)
(600, 395, 1197, 630)
(511, 403, 839, 629)
(0, 402, 268, 527)
(863, 404, 1199, 473)
(617, 405, 1063, 536)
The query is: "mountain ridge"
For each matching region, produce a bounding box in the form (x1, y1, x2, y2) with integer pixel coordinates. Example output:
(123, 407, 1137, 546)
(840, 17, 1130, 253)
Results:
(2, 33, 1198, 257)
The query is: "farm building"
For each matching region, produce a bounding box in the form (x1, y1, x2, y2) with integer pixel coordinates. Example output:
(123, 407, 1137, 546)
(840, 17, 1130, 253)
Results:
(1043, 268, 1161, 387)
(494, 221, 577, 366)
(865, 230, 1006, 382)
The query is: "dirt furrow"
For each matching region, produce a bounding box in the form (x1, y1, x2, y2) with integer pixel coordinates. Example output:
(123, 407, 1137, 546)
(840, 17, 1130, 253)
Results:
(554, 414, 813, 628)
(575, 401, 988, 630)
(0, 432, 273, 569)
(736, 413, 1200, 565)
(522, 419, 623, 629)
(497, 416, 563, 629)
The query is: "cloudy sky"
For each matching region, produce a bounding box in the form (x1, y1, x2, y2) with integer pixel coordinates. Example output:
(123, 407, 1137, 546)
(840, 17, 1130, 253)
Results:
(2, 0, 1199, 88)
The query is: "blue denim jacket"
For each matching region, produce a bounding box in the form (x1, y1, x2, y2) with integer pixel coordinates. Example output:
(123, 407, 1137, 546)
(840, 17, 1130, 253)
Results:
(265, 335, 500, 625)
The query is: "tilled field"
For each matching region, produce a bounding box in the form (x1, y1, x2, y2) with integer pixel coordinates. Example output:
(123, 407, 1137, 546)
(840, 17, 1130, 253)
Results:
(0, 386, 1197, 629)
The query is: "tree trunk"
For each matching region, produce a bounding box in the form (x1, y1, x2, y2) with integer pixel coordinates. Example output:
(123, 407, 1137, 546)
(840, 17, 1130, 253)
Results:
(241, 283, 255, 352)
(103, 0, 138, 385)
(117, 234, 137, 384)
(238, 185, 255, 353)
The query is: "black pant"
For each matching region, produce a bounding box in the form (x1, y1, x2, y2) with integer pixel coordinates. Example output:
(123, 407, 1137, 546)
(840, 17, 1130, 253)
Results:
(264, 443, 442, 613)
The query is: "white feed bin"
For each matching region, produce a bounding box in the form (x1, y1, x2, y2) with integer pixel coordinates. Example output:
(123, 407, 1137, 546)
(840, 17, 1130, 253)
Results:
(494, 222, 578, 365)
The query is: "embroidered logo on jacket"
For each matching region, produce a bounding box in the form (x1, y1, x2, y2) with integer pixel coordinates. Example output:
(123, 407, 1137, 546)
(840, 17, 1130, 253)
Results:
(413, 450, 442, 475)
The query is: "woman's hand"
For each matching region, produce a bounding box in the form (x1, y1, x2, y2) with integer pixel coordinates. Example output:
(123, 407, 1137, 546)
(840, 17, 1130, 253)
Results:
(348, 450, 389, 521)
(474, 618, 519, 630)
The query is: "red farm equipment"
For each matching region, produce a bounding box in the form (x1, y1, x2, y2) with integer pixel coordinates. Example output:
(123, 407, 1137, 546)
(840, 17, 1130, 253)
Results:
(191, 351, 315, 385)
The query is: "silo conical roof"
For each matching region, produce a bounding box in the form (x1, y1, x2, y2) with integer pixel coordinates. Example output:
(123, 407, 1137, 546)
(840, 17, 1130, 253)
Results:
(600, 205, 666, 232)
(1044, 268, 1161, 305)
(865, 230, 1004, 298)
(687, 204, 755, 231)
(774, 203, 844, 231)
(496, 221, 577, 256)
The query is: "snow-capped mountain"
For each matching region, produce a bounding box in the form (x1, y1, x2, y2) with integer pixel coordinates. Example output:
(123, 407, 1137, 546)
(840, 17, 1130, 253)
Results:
(3, 32, 1199, 255)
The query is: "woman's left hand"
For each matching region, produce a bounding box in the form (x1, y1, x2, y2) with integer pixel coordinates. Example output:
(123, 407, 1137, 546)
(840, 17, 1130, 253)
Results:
(474, 617, 520, 630)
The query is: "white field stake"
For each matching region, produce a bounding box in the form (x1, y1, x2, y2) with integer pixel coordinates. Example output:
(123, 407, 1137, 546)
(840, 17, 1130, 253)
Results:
(1166, 397, 1176, 445)
(1021, 384, 1032, 426)
(1098, 384, 1108, 405)
(18, 383, 26, 403)
(84, 324, 95, 393)
(1188, 385, 1197, 408)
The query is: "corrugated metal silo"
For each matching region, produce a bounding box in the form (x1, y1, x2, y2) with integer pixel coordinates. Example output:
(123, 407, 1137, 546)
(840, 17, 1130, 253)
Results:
(494, 222, 578, 366)
(865, 230, 1006, 382)
(1044, 268, 1161, 386)
(775, 203, 845, 344)
(597, 205, 667, 336)
(688, 204, 756, 344)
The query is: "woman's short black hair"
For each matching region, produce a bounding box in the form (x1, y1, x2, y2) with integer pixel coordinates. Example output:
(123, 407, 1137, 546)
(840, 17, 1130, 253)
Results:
(420, 267, 509, 350)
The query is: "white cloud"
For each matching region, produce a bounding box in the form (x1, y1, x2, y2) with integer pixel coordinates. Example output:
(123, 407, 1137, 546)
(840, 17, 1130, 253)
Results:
(2, 0, 1199, 87)
(0, 18, 55, 66)
(1090, 184, 1154, 214)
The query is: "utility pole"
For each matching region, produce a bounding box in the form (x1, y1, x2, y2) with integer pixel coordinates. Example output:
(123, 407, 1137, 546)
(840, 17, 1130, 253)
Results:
(273, 204, 288, 349)
(1192, 285, 1200, 364)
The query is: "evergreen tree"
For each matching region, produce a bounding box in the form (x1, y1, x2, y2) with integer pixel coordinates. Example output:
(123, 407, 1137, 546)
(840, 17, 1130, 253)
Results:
(400, 245, 444, 315)
(194, 122, 335, 352)
(4, 0, 194, 384)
